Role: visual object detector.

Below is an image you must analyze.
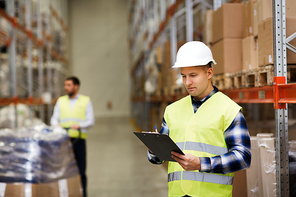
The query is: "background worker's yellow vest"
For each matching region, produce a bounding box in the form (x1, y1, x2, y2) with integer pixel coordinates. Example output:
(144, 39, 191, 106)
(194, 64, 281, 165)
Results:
(58, 95, 90, 139)
(164, 92, 241, 197)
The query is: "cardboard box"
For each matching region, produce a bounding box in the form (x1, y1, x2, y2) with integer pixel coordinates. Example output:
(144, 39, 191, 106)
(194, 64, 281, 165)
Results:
(243, 0, 255, 38)
(257, 0, 272, 23)
(257, 0, 296, 23)
(287, 0, 296, 17)
(253, 1, 259, 37)
(1, 175, 82, 197)
(212, 3, 244, 44)
(258, 17, 296, 66)
(211, 38, 242, 74)
(286, 17, 296, 64)
(242, 36, 258, 70)
(203, 9, 213, 44)
(258, 17, 273, 66)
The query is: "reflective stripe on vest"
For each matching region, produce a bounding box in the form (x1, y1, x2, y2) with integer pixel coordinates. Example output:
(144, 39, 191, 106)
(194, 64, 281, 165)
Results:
(176, 142, 228, 156)
(168, 171, 233, 185)
(60, 117, 86, 123)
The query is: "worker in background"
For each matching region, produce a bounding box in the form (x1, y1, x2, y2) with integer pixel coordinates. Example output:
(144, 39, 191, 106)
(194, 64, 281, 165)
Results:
(51, 76, 94, 197)
(148, 41, 251, 197)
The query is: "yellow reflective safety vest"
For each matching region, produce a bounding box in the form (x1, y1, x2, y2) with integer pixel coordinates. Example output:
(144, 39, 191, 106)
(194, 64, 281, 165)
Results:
(58, 95, 90, 139)
(164, 92, 241, 197)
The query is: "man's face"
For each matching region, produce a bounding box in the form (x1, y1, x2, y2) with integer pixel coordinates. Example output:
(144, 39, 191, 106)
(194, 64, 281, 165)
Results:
(64, 80, 78, 97)
(181, 66, 212, 100)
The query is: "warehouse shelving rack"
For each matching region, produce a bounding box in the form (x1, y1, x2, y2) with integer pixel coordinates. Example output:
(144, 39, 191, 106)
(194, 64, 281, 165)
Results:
(0, 0, 68, 126)
(129, 0, 296, 196)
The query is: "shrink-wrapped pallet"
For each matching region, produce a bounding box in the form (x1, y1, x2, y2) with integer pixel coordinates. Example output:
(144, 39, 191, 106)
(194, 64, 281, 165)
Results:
(258, 136, 276, 197)
(246, 136, 260, 197)
(0, 125, 78, 183)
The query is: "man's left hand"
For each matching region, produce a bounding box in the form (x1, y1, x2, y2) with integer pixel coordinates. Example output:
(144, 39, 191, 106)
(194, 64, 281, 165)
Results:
(171, 151, 201, 171)
(71, 125, 80, 130)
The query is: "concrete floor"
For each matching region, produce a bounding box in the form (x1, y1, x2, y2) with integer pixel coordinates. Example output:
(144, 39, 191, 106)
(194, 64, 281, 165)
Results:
(86, 117, 168, 197)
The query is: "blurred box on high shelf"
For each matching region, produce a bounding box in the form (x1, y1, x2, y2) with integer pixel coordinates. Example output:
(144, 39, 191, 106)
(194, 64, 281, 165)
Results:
(243, 0, 256, 38)
(258, 17, 296, 67)
(203, 9, 213, 45)
(242, 35, 258, 71)
(212, 38, 242, 75)
(212, 3, 244, 44)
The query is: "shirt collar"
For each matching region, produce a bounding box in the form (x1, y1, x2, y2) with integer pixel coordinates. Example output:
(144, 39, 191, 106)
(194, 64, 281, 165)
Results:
(191, 85, 219, 104)
(69, 94, 80, 100)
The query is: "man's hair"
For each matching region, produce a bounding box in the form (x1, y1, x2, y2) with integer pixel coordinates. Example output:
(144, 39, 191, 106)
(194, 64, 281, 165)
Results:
(66, 76, 80, 86)
(202, 62, 212, 73)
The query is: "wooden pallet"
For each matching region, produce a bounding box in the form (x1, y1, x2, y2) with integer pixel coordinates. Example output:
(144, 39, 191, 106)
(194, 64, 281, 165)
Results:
(213, 66, 274, 89)
(257, 65, 274, 87)
(212, 73, 233, 90)
(243, 65, 274, 88)
(231, 71, 247, 89)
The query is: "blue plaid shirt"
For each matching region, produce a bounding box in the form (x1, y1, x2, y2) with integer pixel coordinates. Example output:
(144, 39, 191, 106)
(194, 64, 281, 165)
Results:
(148, 86, 251, 174)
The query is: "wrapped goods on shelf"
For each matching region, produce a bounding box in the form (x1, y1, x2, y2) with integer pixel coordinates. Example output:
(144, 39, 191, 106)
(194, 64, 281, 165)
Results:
(144, 50, 159, 96)
(0, 63, 10, 97)
(0, 104, 31, 129)
(290, 141, 296, 197)
(212, 3, 244, 44)
(242, 36, 258, 71)
(258, 135, 276, 197)
(203, 9, 213, 45)
(246, 133, 274, 197)
(0, 124, 79, 184)
(0, 18, 9, 32)
(211, 38, 242, 74)
(243, 0, 256, 38)
(246, 136, 261, 197)
(258, 17, 296, 67)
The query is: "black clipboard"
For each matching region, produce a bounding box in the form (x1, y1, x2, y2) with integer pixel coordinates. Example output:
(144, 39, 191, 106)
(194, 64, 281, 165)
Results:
(134, 132, 184, 162)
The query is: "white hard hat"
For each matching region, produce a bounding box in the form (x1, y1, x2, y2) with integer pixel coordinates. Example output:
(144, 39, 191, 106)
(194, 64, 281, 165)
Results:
(172, 41, 217, 68)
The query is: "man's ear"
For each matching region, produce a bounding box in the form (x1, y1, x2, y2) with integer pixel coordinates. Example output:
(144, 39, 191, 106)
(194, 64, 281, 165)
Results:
(207, 68, 213, 79)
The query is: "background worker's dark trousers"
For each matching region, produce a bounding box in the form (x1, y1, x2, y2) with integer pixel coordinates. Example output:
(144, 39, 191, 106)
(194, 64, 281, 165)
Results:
(71, 138, 87, 197)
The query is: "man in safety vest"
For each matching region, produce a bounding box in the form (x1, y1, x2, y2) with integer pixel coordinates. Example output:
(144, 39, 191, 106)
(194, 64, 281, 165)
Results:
(51, 76, 94, 197)
(148, 41, 251, 197)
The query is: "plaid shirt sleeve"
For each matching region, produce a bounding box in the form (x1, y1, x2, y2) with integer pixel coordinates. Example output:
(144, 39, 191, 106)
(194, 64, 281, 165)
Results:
(199, 111, 251, 174)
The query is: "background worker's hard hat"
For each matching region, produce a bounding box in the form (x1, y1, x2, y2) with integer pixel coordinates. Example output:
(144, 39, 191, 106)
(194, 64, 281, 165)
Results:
(172, 41, 217, 68)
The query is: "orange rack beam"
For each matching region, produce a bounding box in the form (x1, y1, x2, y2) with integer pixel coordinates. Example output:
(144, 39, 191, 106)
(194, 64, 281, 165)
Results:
(222, 76, 296, 109)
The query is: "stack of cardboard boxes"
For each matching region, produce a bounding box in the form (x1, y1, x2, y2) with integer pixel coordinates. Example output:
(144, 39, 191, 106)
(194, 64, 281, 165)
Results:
(257, 0, 296, 67)
(204, 0, 296, 88)
(211, 3, 244, 75)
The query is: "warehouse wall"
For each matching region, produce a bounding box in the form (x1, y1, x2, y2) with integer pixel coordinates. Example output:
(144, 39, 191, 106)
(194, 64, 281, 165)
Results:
(68, 0, 130, 118)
